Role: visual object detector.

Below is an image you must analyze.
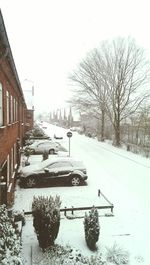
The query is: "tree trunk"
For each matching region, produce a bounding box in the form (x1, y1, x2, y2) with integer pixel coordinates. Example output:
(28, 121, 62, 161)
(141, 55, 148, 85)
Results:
(97, 110, 105, 141)
(114, 120, 121, 146)
(101, 109, 105, 141)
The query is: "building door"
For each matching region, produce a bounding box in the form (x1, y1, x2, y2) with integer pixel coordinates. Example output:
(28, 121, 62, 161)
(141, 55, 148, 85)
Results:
(0, 160, 7, 205)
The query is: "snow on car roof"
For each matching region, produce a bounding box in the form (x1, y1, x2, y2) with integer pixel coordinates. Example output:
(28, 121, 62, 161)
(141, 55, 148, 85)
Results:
(41, 156, 83, 165)
(21, 156, 84, 173)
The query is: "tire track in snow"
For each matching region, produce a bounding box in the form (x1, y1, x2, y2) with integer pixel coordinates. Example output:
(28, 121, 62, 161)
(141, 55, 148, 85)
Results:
(96, 144, 150, 169)
(73, 134, 150, 169)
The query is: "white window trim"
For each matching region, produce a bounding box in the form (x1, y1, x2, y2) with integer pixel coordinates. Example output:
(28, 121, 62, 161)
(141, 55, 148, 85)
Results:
(0, 83, 3, 126)
(6, 91, 10, 124)
(7, 155, 10, 187)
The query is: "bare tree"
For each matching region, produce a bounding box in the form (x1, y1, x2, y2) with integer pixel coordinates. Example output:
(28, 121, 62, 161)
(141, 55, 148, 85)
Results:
(132, 104, 150, 146)
(69, 37, 150, 146)
(69, 50, 108, 141)
(100, 38, 150, 146)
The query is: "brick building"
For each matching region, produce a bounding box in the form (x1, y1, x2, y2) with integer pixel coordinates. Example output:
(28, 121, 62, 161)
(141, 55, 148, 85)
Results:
(25, 109, 34, 131)
(0, 10, 33, 206)
(23, 80, 34, 132)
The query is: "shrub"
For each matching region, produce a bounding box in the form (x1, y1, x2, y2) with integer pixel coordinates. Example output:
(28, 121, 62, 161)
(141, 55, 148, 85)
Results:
(23, 147, 33, 166)
(0, 205, 23, 264)
(33, 128, 44, 137)
(32, 195, 61, 250)
(84, 207, 100, 250)
(42, 150, 49, 161)
(106, 242, 130, 265)
(13, 210, 26, 226)
(32, 244, 106, 265)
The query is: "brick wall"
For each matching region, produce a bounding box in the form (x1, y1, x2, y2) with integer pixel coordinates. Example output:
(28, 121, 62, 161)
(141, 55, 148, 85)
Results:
(0, 52, 26, 207)
(0, 11, 34, 207)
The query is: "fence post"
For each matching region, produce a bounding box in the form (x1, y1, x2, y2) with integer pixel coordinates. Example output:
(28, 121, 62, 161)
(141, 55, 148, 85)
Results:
(71, 206, 74, 215)
(64, 207, 67, 216)
(31, 245, 32, 265)
(111, 205, 114, 214)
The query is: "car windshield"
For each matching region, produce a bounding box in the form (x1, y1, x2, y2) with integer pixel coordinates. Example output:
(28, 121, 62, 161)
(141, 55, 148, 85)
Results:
(71, 161, 84, 167)
(40, 159, 52, 168)
(47, 161, 72, 169)
(37, 142, 50, 146)
(25, 159, 51, 171)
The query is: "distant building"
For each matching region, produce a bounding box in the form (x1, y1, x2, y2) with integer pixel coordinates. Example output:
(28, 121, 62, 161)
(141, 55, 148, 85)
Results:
(25, 109, 34, 131)
(49, 107, 77, 128)
(23, 79, 34, 131)
(0, 10, 34, 206)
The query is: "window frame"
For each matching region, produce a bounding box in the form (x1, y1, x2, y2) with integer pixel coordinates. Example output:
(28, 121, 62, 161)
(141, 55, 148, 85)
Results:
(10, 94, 13, 123)
(0, 82, 3, 126)
(6, 90, 10, 124)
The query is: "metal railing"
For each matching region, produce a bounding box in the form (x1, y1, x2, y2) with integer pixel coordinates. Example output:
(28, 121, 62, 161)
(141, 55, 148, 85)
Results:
(24, 189, 114, 217)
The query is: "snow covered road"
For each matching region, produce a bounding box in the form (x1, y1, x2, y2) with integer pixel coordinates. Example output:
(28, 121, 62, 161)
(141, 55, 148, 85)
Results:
(14, 122, 150, 264)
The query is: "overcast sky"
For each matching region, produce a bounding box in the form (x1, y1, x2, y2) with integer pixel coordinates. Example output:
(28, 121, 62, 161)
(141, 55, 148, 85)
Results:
(1, 0, 150, 115)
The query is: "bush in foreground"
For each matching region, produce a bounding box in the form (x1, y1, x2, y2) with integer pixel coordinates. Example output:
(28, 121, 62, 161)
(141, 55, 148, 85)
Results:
(84, 207, 100, 250)
(32, 195, 61, 250)
(0, 205, 23, 265)
(33, 244, 106, 265)
(32, 243, 132, 265)
(106, 242, 130, 264)
(13, 210, 26, 226)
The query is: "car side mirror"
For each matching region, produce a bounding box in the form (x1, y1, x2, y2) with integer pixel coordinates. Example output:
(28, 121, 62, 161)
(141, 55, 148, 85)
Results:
(44, 168, 49, 172)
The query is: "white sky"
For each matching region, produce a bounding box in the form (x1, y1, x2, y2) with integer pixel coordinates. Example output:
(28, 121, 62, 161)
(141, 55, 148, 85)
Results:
(14, 122, 150, 264)
(1, 0, 150, 115)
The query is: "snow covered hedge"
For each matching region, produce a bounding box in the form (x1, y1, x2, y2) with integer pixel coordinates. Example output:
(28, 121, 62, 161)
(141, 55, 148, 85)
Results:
(13, 210, 26, 226)
(32, 244, 106, 265)
(32, 243, 131, 265)
(0, 205, 23, 265)
(84, 207, 100, 250)
(32, 195, 61, 250)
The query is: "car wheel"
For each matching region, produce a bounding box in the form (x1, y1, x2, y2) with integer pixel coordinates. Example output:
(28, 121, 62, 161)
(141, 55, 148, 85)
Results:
(26, 177, 37, 188)
(49, 149, 54, 154)
(71, 176, 80, 186)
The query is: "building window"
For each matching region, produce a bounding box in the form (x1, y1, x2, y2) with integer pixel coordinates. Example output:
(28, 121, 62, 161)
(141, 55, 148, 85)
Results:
(6, 91, 10, 124)
(0, 82, 3, 126)
(27, 113, 32, 119)
(10, 95, 13, 123)
(14, 143, 16, 166)
(11, 147, 14, 176)
(16, 101, 18, 121)
(14, 98, 16, 121)
(7, 154, 10, 187)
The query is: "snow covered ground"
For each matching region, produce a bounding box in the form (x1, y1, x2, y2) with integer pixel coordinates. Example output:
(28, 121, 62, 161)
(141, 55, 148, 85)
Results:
(14, 122, 150, 264)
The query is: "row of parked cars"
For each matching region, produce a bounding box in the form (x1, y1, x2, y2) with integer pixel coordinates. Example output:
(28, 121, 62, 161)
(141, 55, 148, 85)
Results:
(18, 124, 88, 188)
(24, 125, 64, 154)
(25, 140, 60, 155)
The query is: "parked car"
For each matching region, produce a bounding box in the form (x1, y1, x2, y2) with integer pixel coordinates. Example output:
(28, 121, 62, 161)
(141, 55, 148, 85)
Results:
(54, 132, 63, 139)
(70, 127, 77, 131)
(25, 137, 52, 146)
(24, 141, 59, 154)
(18, 157, 88, 188)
